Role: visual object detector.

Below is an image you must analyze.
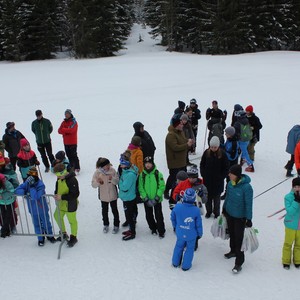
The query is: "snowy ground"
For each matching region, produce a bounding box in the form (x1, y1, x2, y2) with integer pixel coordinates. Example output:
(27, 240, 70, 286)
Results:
(1, 23, 300, 299)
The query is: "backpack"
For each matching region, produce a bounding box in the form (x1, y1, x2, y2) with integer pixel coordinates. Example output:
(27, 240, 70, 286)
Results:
(211, 122, 224, 140)
(240, 123, 253, 142)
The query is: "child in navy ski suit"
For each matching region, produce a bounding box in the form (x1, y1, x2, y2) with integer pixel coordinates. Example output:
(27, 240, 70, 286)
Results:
(171, 188, 203, 271)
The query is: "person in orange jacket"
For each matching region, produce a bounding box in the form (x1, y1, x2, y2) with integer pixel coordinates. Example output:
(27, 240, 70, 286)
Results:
(58, 109, 80, 173)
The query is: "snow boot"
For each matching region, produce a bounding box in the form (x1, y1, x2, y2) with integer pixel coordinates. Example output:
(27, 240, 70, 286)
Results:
(245, 164, 254, 172)
(240, 158, 246, 166)
(103, 225, 109, 233)
(67, 235, 78, 247)
(224, 252, 236, 259)
(57, 232, 69, 241)
(283, 264, 290, 270)
(122, 230, 131, 236)
(112, 226, 119, 234)
(47, 236, 57, 243)
(122, 221, 129, 227)
(122, 232, 135, 241)
(294, 264, 300, 269)
(38, 237, 45, 247)
(286, 169, 294, 177)
(232, 265, 242, 274)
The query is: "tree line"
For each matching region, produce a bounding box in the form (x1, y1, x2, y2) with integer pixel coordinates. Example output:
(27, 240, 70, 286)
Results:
(144, 0, 300, 54)
(0, 0, 134, 61)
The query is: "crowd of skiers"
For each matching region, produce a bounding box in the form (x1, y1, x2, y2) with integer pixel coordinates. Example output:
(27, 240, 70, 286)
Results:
(1, 100, 300, 273)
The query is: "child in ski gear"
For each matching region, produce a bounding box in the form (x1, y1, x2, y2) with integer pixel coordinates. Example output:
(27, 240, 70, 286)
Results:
(245, 105, 263, 162)
(53, 163, 79, 247)
(15, 167, 56, 246)
(233, 110, 254, 172)
(17, 138, 40, 181)
(138, 156, 166, 238)
(282, 177, 300, 269)
(118, 154, 138, 241)
(0, 173, 15, 238)
(200, 136, 229, 218)
(127, 136, 144, 174)
(92, 157, 120, 234)
(171, 188, 203, 271)
(133, 122, 156, 159)
(51, 150, 70, 173)
(31, 110, 55, 173)
(222, 164, 253, 274)
(285, 125, 300, 177)
(169, 170, 188, 210)
(2, 122, 25, 171)
(58, 109, 80, 173)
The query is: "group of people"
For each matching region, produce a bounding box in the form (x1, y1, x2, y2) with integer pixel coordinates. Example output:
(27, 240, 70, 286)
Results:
(1, 100, 300, 274)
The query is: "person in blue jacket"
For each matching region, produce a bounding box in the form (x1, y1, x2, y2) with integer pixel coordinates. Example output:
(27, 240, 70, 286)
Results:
(222, 164, 253, 274)
(171, 188, 203, 271)
(15, 166, 56, 246)
(282, 177, 300, 269)
(118, 154, 138, 241)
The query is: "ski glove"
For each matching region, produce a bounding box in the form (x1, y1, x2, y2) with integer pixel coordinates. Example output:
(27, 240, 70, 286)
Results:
(146, 199, 156, 208)
(245, 219, 252, 228)
(154, 196, 160, 203)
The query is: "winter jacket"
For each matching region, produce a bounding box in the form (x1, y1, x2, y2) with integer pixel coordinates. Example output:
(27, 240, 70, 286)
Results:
(127, 144, 143, 174)
(133, 122, 156, 158)
(0, 178, 15, 206)
(171, 202, 203, 241)
(165, 125, 188, 169)
(247, 113, 262, 142)
(17, 149, 39, 179)
(118, 166, 138, 201)
(91, 166, 119, 202)
(31, 117, 53, 145)
(224, 135, 239, 162)
(58, 117, 78, 145)
(223, 174, 253, 220)
(15, 179, 48, 215)
(200, 148, 229, 196)
(54, 172, 79, 212)
(1, 163, 19, 188)
(174, 101, 186, 114)
(138, 166, 165, 202)
(172, 178, 208, 204)
(2, 129, 25, 158)
(183, 121, 195, 140)
(284, 191, 300, 230)
(188, 104, 201, 128)
(206, 107, 224, 121)
(286, 125, 300, 155)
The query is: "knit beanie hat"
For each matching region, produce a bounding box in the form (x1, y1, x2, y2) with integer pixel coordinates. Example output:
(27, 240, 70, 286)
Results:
(183, 188, 196, 203)
(133, 122, 143, 133)
(65, 109, 72, 115)
(187, 165, 199, 178)
(190, 99, 197, 104)
(171, 113, 182, 128)
(55, 151, 66, 161)
(225, 126, 236, 137)
(245, 105, 253, 113)
(20, 138, 29, 148)
(131, 136, 141, 146)
(144, 156, 154, 165)
(209, 136, 220, 148)
(234, 104, 243, 111)
(229, 164, 242, 178)
(292, 177, 300, 187)
(176, 170, 188, 181)
(27, 166, 38, 177)
(180, 114, 189, 122)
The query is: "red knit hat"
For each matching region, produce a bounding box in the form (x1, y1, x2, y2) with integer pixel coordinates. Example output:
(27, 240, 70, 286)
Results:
(20, 138, 29, 148)
(245, 105, 253, 113)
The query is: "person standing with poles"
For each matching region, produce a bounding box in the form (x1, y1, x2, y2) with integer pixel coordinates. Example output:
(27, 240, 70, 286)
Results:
(31, 110, 55, 173)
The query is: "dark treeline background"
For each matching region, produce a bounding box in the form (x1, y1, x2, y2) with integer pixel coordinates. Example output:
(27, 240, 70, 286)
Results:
(0, 0, 299, 61)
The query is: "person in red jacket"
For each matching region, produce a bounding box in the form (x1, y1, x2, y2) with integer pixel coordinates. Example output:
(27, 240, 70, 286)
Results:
(58, 109, 80, 173)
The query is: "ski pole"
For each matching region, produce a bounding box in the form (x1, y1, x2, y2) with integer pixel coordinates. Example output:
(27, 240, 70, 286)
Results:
(267, 207, 285, 218)
(254, 176, 292, 199)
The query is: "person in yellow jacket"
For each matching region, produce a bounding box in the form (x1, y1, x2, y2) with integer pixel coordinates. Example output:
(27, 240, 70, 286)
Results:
(53, 163, 79, 247)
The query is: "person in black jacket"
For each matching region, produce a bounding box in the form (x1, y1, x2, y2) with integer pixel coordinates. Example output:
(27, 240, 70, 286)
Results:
(174, 100, 186, 114)
(133, 122, 156, 159)
(186, 99, 201, 154)
(200, 136, 229, 218)
(245, 105, 263, 161)
(2, 122, 25, 171)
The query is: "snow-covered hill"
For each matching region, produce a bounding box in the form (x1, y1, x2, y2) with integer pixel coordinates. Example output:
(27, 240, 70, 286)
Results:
(1, 24, 300, 300)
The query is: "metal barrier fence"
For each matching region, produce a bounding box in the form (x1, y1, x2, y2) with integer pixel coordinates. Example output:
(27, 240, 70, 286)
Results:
(0, 194, 65, 259)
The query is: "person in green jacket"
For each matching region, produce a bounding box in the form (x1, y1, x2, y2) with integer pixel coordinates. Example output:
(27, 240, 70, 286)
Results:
(138, 156, 166, 238)
(31, 110, 55, 173)
(282, 177, 300, 270)
(0, 173, 15, 238)
(53, 163, 79, 247)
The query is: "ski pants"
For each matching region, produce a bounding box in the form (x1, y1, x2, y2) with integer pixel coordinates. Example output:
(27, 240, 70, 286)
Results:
(64, 144, 80, 170)
(101, 200, 120, 227)
(226, 215, 245, 266)
(0, 203, 14, 236)
(54, 209, 78, 236)
(144, 202, 165, 235)
(123, 200, 136, 235)
(282, 227, 300, 265)
(172, 238, 196, 270)
(238, 141, 253, 166)
(37, 142, 55, 169)
(205, 194, 221, 217)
